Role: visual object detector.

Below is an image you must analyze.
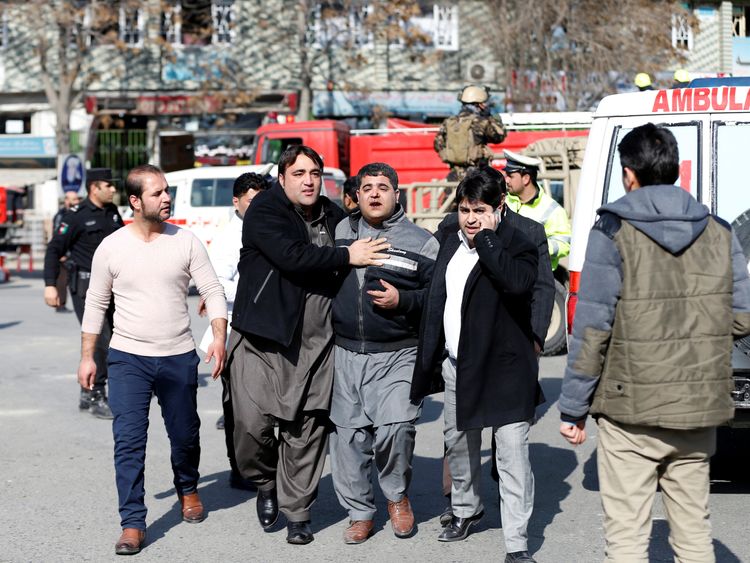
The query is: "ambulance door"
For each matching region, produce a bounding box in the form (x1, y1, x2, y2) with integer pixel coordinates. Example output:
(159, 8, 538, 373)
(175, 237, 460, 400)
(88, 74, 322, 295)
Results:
(709, 116, 750, 225)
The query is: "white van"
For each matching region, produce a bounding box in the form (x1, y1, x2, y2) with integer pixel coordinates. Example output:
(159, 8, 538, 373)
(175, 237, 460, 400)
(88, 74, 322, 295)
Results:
(160, 164, 346, 248)
(569, 80, 750, 442)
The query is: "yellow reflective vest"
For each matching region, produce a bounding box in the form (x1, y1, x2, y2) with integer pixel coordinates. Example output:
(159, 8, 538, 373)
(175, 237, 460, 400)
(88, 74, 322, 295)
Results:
(506, 188, 571, 270)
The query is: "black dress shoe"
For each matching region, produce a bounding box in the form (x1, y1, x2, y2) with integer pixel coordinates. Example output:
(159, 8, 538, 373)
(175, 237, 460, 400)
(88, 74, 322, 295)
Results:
(439, 505, 452, 527)
(437, 511, 483, 542)
(286, 521, 314, 545)
(230, 470, 257, 491)
(504, 551, 536, 563)
(256, 488, 278, 530)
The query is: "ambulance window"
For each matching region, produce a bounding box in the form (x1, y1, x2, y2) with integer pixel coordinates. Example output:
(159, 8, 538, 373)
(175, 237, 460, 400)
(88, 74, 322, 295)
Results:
(215, 178, 234, 206)
(714, 122, 750, 223)
(604, 123, 700, 204)
(191, 178, 235, 207)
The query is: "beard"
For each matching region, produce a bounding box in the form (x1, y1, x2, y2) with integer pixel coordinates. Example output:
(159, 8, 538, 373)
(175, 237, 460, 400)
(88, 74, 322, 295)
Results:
(142, 208, 168, 224)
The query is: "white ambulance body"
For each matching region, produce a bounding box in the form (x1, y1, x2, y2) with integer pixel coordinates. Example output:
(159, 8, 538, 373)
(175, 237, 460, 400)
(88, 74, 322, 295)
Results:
(569, 81, 750, 429)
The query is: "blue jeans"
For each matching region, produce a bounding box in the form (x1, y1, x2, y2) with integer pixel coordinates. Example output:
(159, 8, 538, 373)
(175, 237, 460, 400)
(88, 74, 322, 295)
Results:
(108, 348, 201, 530)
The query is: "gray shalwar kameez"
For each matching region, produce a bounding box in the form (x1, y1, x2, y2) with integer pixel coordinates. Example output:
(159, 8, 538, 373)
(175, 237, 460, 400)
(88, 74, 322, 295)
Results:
(230, 209, 335, 523)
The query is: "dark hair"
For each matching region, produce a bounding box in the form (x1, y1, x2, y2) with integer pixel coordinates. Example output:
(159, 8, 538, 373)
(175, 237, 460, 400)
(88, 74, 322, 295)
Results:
(455, 166, 505, 208)
(355, 162, 399, 191)
(343, 176, 359, 202)
(525, 167, 538, 187)
(618, 123, 680, 186)
(277, 145, 324, 176)
(125, 164, 164, 209)
(233, 172, 269, 198)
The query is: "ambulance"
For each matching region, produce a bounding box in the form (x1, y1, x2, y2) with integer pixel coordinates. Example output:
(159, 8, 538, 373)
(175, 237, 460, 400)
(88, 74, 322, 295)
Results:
(568, 78, 750, 468)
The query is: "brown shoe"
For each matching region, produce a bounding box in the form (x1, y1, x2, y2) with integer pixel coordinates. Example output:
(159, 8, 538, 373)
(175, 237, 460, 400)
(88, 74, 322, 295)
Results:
(387, 496, 415, 538)
(179, 491, 205, 523)
(343, 520, 375, 544)
(115, 528, 146, 555)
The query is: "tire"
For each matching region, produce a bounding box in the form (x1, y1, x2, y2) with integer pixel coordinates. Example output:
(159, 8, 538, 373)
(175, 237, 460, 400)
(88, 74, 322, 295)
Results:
(542, 279, 568, 356)
(732, 211, 750, 361)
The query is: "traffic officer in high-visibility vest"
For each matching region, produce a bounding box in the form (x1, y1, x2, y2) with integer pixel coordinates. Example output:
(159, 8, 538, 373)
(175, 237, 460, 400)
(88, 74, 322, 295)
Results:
(503, 150, 571, 271)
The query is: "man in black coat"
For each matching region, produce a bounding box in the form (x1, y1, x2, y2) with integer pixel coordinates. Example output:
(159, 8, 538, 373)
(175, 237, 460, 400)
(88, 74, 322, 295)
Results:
(228, 145, 389, 545)
(410, 166, 541, 563)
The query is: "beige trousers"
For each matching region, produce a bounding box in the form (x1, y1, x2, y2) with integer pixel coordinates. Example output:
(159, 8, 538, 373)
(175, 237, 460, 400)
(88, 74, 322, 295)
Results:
(596, 417, 716, 563)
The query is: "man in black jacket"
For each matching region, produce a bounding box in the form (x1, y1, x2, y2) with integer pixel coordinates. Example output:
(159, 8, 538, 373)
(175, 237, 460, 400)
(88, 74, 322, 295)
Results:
(43, 168, 120, 418)
(411, 167, 541, 563)
(228, 146, 389, 545)
(329, 163, 439, 544)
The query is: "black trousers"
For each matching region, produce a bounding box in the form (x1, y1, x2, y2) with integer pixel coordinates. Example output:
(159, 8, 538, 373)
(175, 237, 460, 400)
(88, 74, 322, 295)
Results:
(70, 273, 114, 392)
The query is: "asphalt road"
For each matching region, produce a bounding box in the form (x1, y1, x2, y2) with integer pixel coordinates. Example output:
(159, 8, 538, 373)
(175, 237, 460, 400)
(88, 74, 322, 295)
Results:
(1, 273, 748, 562)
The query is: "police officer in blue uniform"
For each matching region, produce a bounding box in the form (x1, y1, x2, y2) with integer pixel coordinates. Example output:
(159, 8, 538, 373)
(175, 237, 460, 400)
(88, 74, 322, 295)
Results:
(44, 168, 122, 418)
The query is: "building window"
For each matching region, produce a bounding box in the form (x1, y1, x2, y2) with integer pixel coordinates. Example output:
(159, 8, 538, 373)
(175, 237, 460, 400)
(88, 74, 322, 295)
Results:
(406, 2, 459, 51)
(161, 2, 182, 44)
(161, 1, 234, 46)
(672, 14, 693, 50)
(1, 10, 8, 50)
(212, 0, 235, 45)
(119, 3, 144, 46)
(313, 2, 374, 49)
(87, 2, 120, 47)
(732, 7, 750, 37)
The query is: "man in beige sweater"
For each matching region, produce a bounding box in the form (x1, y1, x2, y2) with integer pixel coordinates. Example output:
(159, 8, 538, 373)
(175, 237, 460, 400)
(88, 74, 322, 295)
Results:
(78, 164, 227, 556)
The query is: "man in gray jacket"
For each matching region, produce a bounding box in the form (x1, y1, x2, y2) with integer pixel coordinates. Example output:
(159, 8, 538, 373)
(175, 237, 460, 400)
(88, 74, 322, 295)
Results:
(330, 162, 439, 544)
(559, 123, 750, 562)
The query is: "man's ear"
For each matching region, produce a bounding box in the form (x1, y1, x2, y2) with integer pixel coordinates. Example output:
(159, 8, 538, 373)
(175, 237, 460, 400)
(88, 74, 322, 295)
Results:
(278, 174, 285, 189)
(622, 167, 641, 192)
(129, 194, 140, 211)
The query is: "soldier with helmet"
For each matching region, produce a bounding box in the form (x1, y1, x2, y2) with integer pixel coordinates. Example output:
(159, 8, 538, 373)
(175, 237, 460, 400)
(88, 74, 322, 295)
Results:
(43, 168, 122, 419)
(434, 85, 507, 181)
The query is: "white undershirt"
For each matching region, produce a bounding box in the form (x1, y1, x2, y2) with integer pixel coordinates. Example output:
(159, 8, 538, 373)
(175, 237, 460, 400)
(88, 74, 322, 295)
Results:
(444, 231, 479, 360)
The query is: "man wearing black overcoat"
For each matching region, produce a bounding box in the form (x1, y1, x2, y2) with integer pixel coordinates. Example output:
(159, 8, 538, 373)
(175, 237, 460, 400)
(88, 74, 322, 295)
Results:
(410, 166, 542, 563)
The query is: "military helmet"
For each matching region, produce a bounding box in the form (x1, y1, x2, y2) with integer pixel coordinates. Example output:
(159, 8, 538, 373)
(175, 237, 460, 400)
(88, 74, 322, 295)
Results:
(459, 85, 490, 104)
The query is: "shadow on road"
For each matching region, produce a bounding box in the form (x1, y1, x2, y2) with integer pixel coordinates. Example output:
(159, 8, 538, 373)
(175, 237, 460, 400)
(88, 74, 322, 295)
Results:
(582, 448, 599, 492)
(528, 443, 577, 553)
(149, 470, 256, 543)
(536, 377, 562, 420)
(0, 321, 21, 330)
(648, 519, 741, 562)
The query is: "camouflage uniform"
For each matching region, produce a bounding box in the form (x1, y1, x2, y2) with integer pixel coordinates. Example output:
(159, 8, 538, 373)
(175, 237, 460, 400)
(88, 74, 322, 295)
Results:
(434, 108, 506, 181)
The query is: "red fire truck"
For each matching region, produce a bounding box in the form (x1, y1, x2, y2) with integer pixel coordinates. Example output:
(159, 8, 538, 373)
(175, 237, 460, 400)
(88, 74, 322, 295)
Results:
(251, 115, 591, 183)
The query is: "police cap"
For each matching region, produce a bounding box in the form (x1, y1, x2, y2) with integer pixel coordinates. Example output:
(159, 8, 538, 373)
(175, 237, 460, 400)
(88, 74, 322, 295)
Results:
(86, 168, 114, 185)
(503, 150, 541, 174)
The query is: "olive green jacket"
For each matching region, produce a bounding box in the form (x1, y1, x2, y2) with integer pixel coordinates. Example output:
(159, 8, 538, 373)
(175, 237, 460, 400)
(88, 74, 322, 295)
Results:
(559, 185, 750, 429)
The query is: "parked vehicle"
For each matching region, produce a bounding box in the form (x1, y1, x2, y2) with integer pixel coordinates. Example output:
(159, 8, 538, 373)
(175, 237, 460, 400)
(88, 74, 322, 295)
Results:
(568, 79, 750, 474)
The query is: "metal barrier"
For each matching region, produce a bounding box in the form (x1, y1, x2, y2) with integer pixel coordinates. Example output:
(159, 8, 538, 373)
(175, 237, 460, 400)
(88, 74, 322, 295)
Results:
(401, 180, 458, 231)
